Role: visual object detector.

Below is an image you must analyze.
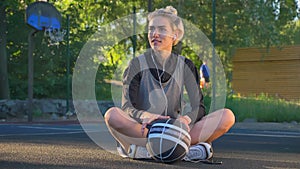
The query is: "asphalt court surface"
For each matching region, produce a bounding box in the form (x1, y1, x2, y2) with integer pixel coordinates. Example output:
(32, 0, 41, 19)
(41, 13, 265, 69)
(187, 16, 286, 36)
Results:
(1, 122, 300, 169)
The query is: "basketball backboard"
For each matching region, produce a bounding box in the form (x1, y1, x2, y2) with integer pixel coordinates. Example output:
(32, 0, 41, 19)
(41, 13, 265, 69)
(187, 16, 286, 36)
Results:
(26, 1, 62, 31)
(26, 1, 65, 45)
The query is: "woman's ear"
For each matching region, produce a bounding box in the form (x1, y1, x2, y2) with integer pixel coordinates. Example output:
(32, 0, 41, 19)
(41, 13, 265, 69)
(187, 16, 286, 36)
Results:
(173, 34, 177, 40)
(172, 31, 180, 46)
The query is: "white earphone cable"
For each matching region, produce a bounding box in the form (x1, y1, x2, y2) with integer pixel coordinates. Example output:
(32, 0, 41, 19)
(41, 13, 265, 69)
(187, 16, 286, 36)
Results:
(151, 51, 168, 116)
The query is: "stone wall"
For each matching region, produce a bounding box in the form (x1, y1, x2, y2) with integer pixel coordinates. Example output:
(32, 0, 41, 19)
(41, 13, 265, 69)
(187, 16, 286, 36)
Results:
(0, 99, 115, 120)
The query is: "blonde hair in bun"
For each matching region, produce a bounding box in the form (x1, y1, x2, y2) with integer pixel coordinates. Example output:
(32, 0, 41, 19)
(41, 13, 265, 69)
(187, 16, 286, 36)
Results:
(165, 6, 177, 15)
(148, 6, 184, 46)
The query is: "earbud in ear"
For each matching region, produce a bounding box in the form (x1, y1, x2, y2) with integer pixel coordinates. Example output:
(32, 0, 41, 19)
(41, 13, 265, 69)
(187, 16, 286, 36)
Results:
(173, 35, 177, 40)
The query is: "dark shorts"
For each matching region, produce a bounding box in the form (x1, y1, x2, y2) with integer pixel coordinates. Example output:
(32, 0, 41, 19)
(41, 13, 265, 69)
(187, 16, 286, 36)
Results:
(146, 124, 152, 130)
(145, 124, 153, 137)
(204, 77, 210, 83)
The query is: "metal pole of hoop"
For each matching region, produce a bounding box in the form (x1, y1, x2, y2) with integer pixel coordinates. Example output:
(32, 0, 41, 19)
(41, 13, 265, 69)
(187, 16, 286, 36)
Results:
(27, 29, 38, 122)
(66, 15, 70, 115)
(133, 6, 136, 58)
(211, 0, 216, 111)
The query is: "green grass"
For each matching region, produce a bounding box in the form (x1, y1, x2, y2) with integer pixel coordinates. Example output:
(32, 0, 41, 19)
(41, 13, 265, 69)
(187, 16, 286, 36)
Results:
(224, 94, 300, 123)
(96, 83, 300, 123)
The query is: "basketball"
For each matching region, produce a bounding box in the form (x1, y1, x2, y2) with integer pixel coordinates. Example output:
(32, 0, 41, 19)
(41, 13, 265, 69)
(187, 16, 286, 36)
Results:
(146, 118, 191, 163)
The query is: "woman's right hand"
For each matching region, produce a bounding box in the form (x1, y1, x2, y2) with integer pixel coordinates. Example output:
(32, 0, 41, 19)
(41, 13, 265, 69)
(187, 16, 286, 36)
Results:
(140, 112, 170, 136)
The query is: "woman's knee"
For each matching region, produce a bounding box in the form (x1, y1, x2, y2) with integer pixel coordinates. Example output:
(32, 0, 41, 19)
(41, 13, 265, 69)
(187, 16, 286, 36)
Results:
(104, 107, 136, 130)
(221, 108, 235, 131)
(104, 107, 122, 127)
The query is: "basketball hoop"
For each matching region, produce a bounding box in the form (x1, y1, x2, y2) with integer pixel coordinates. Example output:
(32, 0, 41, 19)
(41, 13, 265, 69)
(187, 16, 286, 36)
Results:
(26, 1, 64, 46)
(44, 27, 66, 46)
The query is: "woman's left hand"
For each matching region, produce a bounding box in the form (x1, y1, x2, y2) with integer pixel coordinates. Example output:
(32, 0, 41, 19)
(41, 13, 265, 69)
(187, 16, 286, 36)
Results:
(178, 115, 191, 132)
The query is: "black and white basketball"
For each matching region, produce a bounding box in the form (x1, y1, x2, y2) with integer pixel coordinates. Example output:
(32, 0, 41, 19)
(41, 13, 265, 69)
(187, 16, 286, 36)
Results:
(146, 118, 191, 163)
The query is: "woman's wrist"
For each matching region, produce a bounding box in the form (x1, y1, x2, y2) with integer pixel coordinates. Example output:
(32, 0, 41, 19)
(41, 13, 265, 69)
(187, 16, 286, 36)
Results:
(180, 115, 191, 125)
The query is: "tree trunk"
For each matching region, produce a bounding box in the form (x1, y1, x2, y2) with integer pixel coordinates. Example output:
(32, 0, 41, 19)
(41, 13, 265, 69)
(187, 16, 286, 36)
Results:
(0, 4, 10, 99)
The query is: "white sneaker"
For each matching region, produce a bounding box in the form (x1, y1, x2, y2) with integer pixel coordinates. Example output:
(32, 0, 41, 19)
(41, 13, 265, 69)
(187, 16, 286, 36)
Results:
(183, 142, 213, 162)
(116, 142, 129, 158)
(127, 144, 152, 159)
(116, 143, 152, 159)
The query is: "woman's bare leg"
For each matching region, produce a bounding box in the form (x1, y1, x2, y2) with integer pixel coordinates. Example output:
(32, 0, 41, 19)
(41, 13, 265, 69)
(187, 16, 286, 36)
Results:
(189, 108, 235, 145)
(104, 107, 147, 151)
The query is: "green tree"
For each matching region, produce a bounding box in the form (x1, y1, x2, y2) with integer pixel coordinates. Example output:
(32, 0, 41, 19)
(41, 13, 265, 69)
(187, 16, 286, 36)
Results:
(0, 1, 10, 99)
(4, 0, 300, 100)
(0, 0, 23, 99)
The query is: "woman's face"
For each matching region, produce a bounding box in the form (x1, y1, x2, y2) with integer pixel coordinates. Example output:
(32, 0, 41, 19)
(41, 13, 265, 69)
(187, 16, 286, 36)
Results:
(148, 16, 175, 52)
